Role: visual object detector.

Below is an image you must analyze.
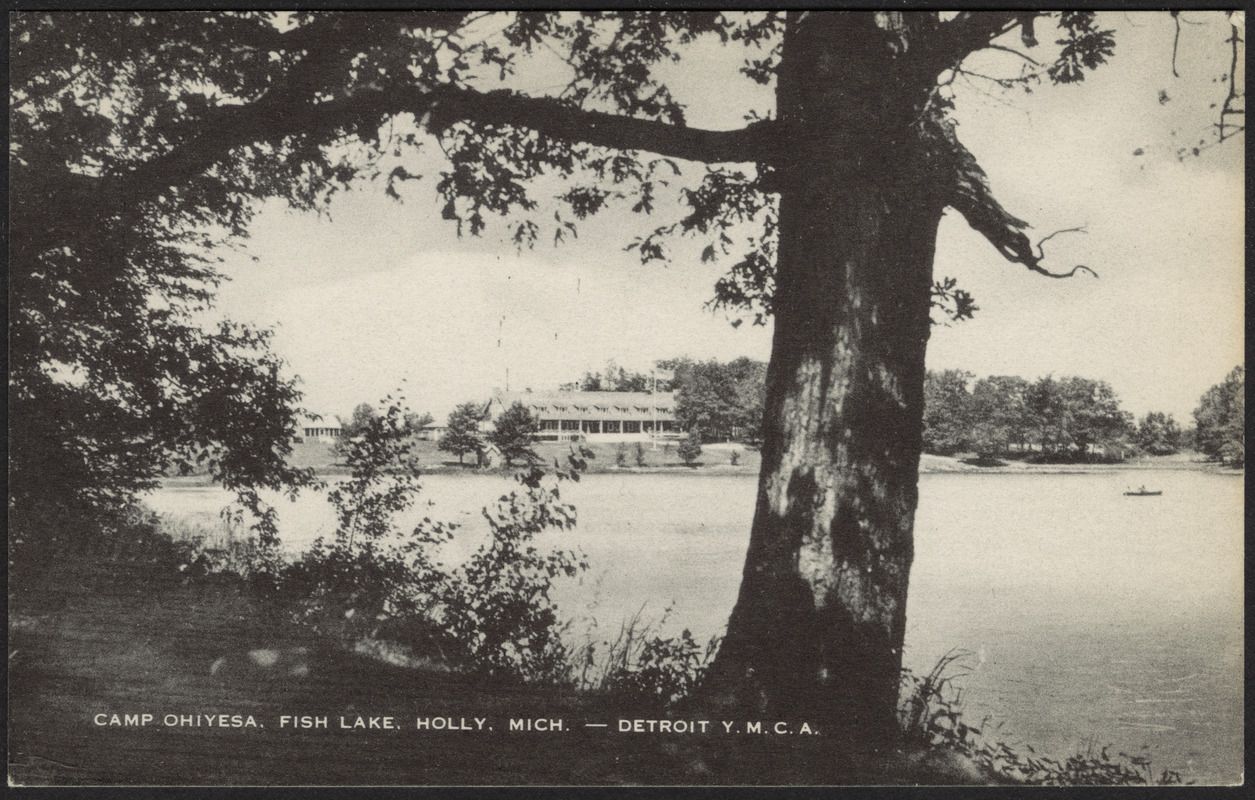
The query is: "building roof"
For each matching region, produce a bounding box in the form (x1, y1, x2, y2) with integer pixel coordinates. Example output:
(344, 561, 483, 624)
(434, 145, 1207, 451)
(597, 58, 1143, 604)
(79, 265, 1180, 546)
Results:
(492, 390, 676, 421)
(297, 417, 342, 430)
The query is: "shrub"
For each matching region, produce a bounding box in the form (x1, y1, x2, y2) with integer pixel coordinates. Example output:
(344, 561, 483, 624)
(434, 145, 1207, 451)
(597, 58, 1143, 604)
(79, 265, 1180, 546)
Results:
(270, 392, 591, 683)
(569, 606, 720, 707)
(439, 455, 591, 683)
(602, 628, 717, 707)
(677, 431, 702, 466)
(634, 442, 647, 467)
(276, 395, 453, 641)
(10, 501, 217, 596)
(615, 444, 629, 468)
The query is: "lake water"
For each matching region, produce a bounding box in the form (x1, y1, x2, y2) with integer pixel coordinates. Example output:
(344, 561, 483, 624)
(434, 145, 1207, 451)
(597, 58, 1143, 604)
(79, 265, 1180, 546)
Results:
(146, 468, 1243, 784)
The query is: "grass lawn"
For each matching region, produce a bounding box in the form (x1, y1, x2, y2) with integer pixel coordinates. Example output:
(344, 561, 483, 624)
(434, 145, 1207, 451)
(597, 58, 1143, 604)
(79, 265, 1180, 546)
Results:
(290, 438, 761, 475)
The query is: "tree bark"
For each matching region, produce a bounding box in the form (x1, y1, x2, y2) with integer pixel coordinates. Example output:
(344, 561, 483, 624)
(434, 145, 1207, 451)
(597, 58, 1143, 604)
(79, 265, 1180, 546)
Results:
(705, 13, 945, 743)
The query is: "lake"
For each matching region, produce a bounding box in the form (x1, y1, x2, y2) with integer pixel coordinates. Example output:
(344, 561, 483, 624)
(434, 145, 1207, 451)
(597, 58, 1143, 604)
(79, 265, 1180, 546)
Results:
(146, 468, 1243, 784)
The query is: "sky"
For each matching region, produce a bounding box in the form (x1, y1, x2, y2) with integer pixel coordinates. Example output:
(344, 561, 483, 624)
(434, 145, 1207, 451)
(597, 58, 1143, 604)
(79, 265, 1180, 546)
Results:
(211, 12, 1244, 424)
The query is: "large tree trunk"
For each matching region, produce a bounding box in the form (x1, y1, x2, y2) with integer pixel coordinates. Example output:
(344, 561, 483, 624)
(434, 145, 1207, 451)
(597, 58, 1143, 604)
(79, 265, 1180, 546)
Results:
(706, 13, 945, 743)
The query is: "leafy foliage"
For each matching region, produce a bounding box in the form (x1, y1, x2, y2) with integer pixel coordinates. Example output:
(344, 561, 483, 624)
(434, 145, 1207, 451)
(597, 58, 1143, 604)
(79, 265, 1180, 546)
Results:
(10, 12, 331, 555)
(666, 356, 766, 443)
(922, 370, 977, 456)
(930, 277, 979, 325)
(1193, 365, 1244, 466)
(923, 370, 1135, 460)
(1049, 13, 1118, 84)
(1135, 412, 1183, 456)
(439, 401, 488, 465)
(337, 403, 379, 438)
(677, 430, 703, 466)
(281, 396, 453, 641)
(275, 394, 590, 681)
(11, 12, 1238, 524)
(488, 401, 541, 467)
(440, 456, 591, 681)
(969, 375, 1031, 457)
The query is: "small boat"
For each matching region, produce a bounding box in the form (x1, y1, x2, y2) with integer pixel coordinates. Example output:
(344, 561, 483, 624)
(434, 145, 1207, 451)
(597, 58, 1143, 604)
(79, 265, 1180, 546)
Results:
(1124, 486, 1162, 496)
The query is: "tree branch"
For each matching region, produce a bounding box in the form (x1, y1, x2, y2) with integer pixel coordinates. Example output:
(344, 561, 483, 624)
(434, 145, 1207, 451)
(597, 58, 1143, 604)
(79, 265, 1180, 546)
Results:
(907, 11, 1025, 82)
(426, 86, 777, 165)
(1032, 226, 1087, 259)
(1218, 23, 1245, 141)
(19, 77, 778, 249)
(982, 43, 1042, 67)
(937, 117, 1098, 280)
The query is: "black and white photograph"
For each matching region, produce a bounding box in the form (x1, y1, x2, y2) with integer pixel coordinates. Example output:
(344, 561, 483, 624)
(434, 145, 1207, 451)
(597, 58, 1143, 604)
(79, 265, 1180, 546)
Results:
(8, 9, 1245, 786)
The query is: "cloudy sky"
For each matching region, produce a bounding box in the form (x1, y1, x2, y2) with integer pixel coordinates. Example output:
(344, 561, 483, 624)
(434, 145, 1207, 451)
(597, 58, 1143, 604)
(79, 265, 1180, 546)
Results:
(212, 12, 1243, 423)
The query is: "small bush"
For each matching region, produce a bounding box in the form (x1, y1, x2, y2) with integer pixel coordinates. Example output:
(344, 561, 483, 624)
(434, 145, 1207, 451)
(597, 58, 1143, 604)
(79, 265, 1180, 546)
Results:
(677, 431, 702, 466)
(275, 395, 452, 641)
(634, 442, 647, 467)
(615, 444, 628, 468)
(602, 628, 717, 707)
(439, 457, 590, 683)
(569, 606, 720, 708)
(10, 502, 216, 593)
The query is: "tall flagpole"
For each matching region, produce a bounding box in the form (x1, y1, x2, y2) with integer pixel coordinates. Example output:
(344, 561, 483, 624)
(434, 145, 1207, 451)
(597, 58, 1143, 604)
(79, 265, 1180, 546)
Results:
(651, 368, 658, 450)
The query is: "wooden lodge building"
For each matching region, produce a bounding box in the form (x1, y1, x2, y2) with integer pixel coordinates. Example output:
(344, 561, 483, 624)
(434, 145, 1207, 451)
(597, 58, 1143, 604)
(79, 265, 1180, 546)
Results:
(488, 390, 679, 443)
(297, 418, 343, 443)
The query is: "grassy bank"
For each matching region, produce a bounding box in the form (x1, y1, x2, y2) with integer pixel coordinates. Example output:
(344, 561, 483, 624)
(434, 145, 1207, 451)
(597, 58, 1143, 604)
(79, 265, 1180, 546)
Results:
(287, 438, 761, 475)
(10, 569, 991, 786)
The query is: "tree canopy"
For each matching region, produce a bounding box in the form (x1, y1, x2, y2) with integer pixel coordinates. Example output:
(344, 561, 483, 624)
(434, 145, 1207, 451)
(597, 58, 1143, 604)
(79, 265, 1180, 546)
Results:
(1136, 412, 1184, 457)
(922, 371, 1139, 460)
(1193, 366, 1244, 466)
(565, 361, 655, 393)
(338, 403, 379, 438)
(667, 357, 767, 443)
(438, 401, 487, 465)
(10, 12, 325, 548)
(488, 401, 540, 467)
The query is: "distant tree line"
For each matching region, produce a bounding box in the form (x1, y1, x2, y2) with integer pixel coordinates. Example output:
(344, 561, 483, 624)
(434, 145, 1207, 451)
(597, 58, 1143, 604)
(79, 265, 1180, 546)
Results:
(562, 360, 655, 393)
(921, 370, 1191, 462)
(346, 361, 1245, 468)
(337, 403, 433, 439)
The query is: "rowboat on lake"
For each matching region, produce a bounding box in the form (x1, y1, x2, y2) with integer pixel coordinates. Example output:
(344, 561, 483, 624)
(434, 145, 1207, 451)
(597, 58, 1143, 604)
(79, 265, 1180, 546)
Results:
(1124, 485, 1163, 496)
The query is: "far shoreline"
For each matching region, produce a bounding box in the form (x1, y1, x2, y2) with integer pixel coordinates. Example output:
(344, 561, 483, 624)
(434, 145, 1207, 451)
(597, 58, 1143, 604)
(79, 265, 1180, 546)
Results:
(160, 452, 1241, 488)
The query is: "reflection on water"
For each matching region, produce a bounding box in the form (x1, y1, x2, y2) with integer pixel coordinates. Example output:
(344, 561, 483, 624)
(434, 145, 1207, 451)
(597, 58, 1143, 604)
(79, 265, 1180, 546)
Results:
(146, 468, 1243, 784)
